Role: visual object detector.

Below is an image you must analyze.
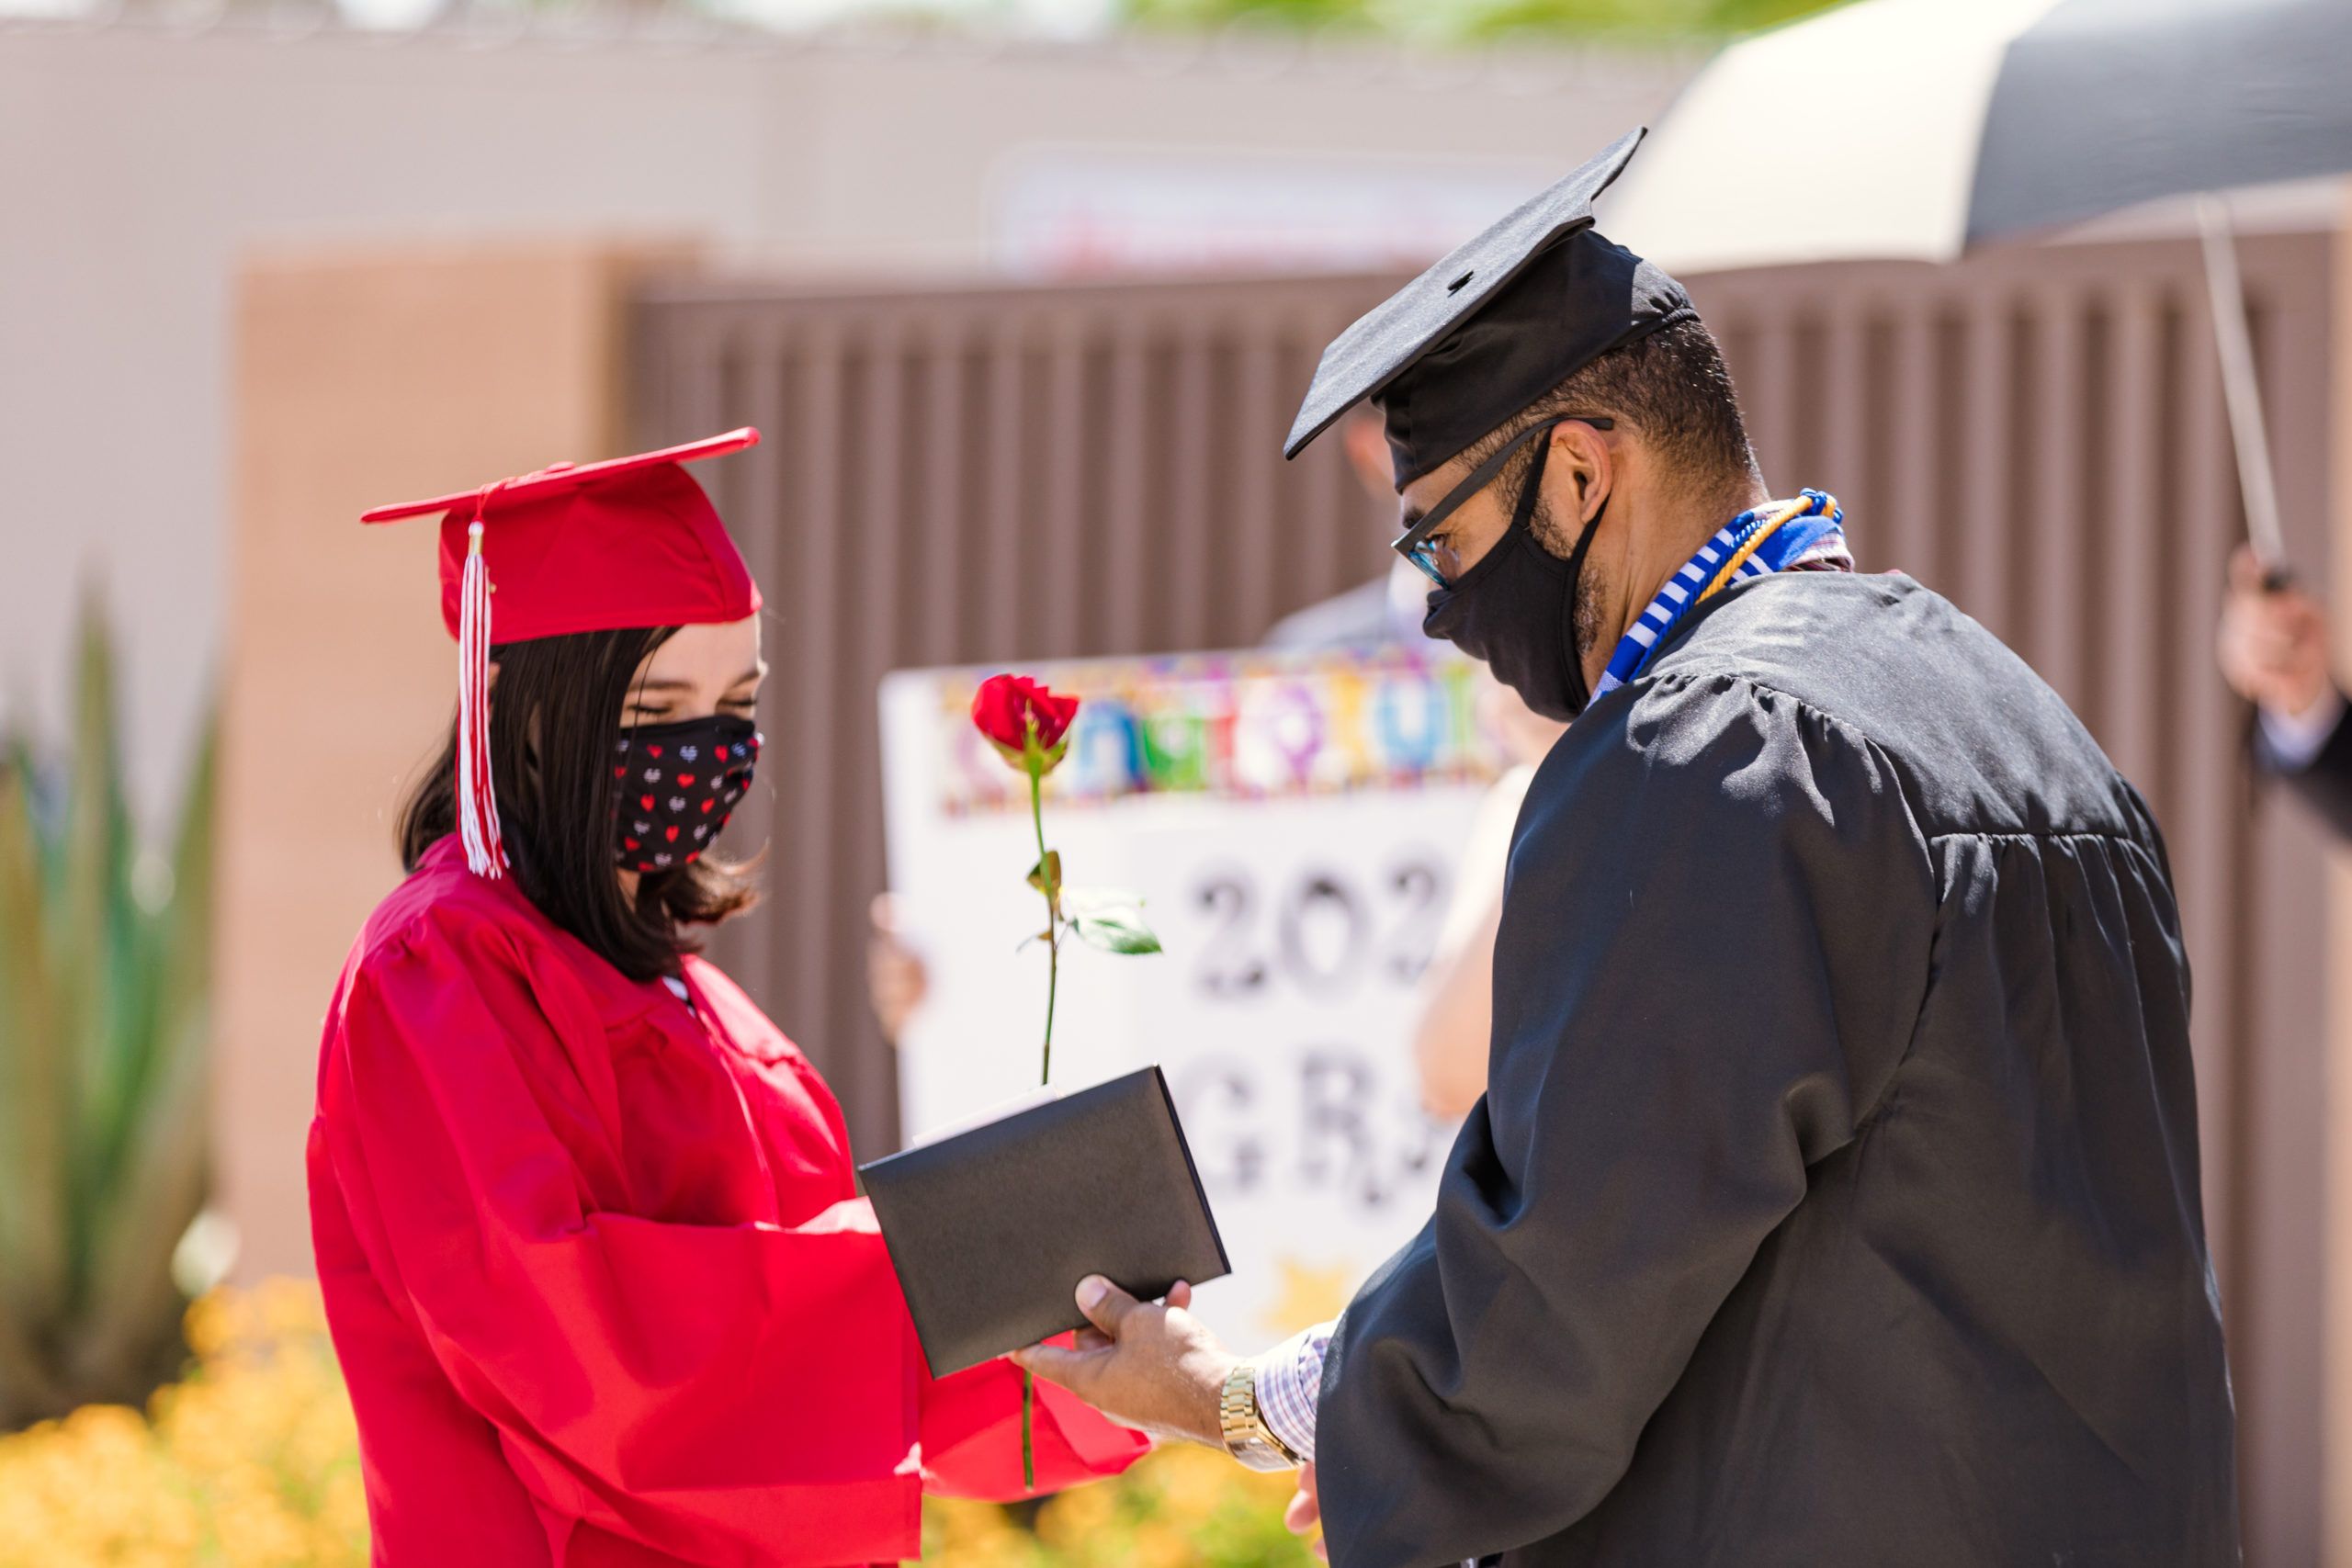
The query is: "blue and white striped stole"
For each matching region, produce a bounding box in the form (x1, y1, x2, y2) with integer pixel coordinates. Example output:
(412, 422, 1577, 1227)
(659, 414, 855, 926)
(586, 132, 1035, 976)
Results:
(1590, 490, 1848, 704)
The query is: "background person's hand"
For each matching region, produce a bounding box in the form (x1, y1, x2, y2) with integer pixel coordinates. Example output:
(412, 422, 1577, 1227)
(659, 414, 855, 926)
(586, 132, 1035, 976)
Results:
(2217, 546, 2334, 719)
(865, 894, 930, 1043)
(1285, 1461, 1328, 1561)
(1011, 1276, 1234, 1447)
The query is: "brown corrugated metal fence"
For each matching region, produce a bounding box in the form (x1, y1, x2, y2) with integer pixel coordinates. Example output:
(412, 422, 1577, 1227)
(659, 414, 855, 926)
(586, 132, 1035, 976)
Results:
(631, 231, 2336, 1563)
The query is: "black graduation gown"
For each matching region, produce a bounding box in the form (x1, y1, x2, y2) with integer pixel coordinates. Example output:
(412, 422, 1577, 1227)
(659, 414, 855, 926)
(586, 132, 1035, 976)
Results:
(1316, 570, 2238, 1568)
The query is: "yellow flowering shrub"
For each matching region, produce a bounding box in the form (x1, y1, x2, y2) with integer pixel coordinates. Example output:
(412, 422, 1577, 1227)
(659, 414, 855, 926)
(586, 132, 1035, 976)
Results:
(927, 1443, 1313, 1568)
(0, 1283, 1318, 1568)
(0, 1280, 365, 1568)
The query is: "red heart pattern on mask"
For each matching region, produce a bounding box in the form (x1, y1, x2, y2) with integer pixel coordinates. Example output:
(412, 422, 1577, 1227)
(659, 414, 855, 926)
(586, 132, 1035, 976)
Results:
(615, 716, 757, 871)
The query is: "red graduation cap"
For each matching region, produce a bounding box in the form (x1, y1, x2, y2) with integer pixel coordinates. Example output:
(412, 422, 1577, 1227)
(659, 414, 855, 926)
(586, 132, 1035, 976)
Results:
(362, 427, 763, 879)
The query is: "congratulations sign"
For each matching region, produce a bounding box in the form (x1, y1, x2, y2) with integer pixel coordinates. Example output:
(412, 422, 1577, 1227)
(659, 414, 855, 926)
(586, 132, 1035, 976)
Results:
(880, 644, 1505, 1348)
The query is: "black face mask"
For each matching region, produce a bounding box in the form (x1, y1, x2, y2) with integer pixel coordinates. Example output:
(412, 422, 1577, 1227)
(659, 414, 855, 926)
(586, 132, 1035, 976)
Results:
(1420, 435, 1605, 723)
(612, 714, 761, 873)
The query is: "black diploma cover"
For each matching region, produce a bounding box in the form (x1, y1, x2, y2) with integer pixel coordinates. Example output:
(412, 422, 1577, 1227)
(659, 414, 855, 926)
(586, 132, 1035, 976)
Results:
(858, 1066, 1230, 1376)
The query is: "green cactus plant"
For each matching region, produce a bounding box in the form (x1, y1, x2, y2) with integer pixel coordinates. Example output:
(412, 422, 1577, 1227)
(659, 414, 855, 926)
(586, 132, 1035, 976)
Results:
(0, 596, 215, 1430)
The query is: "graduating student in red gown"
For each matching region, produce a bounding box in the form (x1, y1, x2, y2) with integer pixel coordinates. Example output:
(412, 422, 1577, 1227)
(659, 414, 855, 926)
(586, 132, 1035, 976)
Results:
(308, 431, 1147, 1567)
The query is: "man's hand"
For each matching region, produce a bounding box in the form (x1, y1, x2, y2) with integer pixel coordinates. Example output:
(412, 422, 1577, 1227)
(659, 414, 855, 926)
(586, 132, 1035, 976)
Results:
(1286, 1462, 1328, 1561)
(1011, 1277, 1235, 1448)
(2218, 545, 2333, 718)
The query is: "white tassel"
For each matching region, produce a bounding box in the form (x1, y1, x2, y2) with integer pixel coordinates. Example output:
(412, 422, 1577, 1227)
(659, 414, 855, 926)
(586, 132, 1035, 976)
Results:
(456, 520, 506, 877)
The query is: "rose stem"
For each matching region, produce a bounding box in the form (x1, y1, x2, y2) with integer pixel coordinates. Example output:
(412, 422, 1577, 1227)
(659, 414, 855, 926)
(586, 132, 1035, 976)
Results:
(1023, 733, 1058, 1493)
(1029, 760, 1057, 1085)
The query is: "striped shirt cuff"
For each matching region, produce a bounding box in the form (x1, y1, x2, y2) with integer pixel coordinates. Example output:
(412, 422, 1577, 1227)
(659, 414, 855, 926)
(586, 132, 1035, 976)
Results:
(1255, 1319, 1335, 1463)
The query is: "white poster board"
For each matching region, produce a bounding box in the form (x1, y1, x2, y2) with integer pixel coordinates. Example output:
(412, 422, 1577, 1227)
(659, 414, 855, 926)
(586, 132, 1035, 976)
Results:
(879, 644, 1505, 1346)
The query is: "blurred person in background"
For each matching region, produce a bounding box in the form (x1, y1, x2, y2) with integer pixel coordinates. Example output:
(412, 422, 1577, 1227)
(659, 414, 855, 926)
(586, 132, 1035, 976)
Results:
(308, 435, 1143, 1568)
(1408, 671, 1566, 1121)
(2216, 544, 2351, 837)
(1261, 413, 1436, 650)
(1013, 133, 2237, 1566)
(1263, 411, 1578, 1122)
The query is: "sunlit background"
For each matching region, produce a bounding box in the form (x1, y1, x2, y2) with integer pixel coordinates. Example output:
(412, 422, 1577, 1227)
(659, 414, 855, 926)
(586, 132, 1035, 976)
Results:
(5, 0, 2349, 1562)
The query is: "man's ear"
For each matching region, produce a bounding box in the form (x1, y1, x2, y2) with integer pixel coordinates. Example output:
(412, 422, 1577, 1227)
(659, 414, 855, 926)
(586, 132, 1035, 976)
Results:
(1548, 420, 1614, 527)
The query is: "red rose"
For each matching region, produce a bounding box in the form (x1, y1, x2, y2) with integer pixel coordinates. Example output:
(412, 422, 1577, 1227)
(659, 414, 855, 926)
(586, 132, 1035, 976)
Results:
(971, 673, 1080, 773)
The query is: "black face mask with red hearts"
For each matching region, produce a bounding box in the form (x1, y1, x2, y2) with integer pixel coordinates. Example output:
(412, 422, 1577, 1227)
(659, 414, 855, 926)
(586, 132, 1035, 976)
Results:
(611, 714, 761, 873)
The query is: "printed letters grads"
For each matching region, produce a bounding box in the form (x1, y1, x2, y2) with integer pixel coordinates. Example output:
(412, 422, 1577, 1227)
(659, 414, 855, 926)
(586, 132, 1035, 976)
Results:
(1287, 132, 2236, 1563)
(308, 434, 1145, 1568)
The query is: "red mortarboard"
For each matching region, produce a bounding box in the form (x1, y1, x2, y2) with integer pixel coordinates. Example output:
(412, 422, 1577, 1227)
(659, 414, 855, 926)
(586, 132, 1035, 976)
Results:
(361, 427, 763, 879)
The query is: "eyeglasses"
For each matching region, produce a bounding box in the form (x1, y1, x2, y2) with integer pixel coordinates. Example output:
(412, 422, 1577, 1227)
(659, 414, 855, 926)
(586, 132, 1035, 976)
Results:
(1391, 415, 1613, 589)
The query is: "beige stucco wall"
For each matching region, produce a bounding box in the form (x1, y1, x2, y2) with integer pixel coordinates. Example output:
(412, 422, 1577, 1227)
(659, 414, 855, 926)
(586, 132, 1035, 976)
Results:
(220, 242, 682, 1280)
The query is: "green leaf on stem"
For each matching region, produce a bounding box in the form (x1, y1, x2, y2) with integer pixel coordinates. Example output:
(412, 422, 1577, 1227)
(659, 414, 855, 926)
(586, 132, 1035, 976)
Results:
(1024, 851, 1064, 897)
(1070, 908, 1162, 955)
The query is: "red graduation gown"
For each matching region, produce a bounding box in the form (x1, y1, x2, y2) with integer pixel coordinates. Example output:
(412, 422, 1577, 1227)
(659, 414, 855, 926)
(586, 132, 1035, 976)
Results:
(308, 836, 1146, 1566)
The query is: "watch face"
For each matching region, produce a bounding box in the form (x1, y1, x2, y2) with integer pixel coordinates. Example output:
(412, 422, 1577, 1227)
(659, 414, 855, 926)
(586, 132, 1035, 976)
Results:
(1229, 1438, 1291, 1472)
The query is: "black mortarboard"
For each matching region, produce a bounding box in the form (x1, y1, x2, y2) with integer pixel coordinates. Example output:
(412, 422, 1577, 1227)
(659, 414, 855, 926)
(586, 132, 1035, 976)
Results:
(1283, 127, 1696, 487)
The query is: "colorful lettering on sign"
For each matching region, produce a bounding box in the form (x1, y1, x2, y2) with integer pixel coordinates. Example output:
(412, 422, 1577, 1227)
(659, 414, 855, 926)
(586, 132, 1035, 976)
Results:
(933, 648, 1505, 815)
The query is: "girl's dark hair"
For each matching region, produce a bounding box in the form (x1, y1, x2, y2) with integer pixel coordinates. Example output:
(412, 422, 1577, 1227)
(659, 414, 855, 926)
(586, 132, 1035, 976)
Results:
(397, 626, 759, 980)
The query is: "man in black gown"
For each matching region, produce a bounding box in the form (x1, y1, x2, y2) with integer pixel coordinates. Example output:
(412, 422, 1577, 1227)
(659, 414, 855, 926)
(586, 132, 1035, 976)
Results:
(1016, 130, 2240, 1566)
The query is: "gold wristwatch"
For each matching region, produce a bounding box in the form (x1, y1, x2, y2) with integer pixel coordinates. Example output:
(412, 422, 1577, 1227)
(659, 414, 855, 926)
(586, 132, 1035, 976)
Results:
(1218, 1358, 1304, 1472)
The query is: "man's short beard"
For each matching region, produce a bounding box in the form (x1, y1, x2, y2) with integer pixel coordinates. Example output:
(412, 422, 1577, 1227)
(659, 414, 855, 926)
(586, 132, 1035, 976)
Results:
(1529, 487, 1609, 665)
(1571, 564, 1607, 666)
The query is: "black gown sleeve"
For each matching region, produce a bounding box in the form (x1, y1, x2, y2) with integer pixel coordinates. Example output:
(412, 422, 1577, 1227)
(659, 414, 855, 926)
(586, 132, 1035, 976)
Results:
(2255, 694, 2352, 842)
(1313, 672, 1939, 1568)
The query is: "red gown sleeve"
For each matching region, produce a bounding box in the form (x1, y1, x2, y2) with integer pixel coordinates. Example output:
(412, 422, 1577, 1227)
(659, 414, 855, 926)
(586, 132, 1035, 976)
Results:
(920, 1351, 1150, 1500)
(321, 914, 1143, 1566)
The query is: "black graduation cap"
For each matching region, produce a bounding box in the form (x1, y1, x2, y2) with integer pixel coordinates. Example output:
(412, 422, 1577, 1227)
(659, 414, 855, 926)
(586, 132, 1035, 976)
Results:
(1283, 127, 1696, 487)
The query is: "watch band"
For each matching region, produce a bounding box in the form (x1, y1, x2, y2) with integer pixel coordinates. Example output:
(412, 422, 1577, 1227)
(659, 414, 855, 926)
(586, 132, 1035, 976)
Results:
(1219, 1358, 1304, 1472)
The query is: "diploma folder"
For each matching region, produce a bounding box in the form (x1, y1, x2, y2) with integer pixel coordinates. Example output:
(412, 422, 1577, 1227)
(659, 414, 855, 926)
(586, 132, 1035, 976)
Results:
(858, 1066, 1230, 1377)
